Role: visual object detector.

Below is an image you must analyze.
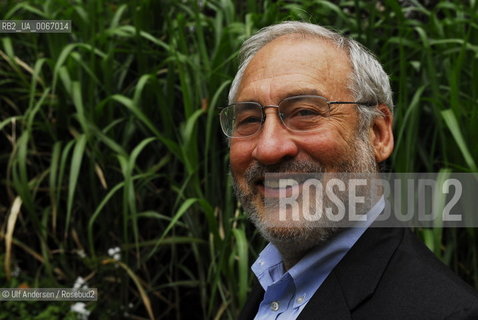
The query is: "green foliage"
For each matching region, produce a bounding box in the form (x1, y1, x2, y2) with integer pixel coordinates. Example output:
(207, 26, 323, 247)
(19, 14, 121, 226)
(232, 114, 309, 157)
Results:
(0, 0, 477, 319)
(0, 255, 79, 319)
(0, 302, 77, 320)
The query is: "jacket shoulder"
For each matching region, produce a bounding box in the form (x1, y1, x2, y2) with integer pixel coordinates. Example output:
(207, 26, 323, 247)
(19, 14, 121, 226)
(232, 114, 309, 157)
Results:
(352, 228, 478, 319)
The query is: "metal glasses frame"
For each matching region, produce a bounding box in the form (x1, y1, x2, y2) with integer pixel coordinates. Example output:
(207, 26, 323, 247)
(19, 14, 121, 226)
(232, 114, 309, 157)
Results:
(219, 95, 377, 138)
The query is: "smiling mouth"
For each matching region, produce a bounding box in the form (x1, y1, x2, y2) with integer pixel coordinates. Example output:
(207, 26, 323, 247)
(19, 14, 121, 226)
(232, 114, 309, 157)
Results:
(254, 174, 308, 198)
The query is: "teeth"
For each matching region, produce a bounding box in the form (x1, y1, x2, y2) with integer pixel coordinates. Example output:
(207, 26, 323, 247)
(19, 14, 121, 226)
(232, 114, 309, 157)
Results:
(264, 177, 307, 189)
(264, 179, 291, 188)
(264, 180, 280, 188)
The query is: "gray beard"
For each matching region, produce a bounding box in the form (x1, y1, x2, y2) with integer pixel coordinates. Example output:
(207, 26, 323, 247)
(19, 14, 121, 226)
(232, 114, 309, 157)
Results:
(231, 134, 378, 268)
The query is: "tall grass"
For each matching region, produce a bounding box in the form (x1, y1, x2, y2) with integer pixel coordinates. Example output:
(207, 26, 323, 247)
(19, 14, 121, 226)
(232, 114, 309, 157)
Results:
(0, 0, 477, 319)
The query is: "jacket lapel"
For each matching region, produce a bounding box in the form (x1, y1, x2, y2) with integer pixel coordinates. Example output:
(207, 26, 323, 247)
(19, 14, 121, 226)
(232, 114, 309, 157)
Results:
(298, 228, 403, 319)
(297, 271, 352, 320)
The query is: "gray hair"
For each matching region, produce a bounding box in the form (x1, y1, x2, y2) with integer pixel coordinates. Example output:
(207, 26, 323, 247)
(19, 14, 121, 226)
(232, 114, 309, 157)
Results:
(228, 21, 393, 132)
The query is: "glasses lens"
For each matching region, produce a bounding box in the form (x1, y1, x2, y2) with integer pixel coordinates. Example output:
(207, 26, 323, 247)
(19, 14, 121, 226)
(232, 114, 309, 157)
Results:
(279, 96, 330, 131)
(220, 103, 263, 137)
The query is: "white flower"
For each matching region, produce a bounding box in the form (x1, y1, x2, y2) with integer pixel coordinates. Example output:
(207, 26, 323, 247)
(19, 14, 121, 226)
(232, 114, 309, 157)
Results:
(77, 249, 86, 258)
(71, 302, 90, 319)
(73, 276, 89, 289)
(12, 265, 20, 277)
(107, 247, 121, 261)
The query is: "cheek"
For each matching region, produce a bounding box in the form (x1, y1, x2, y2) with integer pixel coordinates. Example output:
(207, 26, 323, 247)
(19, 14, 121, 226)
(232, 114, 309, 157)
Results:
(230, 141, 254, 177)
(298, 131, 352, 163)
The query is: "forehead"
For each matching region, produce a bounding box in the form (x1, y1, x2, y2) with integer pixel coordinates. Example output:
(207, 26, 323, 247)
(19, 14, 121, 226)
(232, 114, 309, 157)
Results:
(237, 35, 353, 102)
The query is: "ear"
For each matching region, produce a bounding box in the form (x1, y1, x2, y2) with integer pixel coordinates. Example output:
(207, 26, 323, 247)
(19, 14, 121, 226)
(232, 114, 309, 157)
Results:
(369, 104, 394, 163)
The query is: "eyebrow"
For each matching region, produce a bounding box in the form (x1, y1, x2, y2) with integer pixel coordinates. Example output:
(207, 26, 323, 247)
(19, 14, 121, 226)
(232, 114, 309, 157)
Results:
(237, 88, 326, 103)
(277, 88, 323, 102)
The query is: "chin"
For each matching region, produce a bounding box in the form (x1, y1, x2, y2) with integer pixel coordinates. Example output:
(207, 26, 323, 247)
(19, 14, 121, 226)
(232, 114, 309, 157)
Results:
(256, 218, 338, 247)
(261, 226, 305, 241)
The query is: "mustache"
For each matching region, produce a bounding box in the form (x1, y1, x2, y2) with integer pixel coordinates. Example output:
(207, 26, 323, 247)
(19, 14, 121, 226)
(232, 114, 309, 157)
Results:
(244, 160, 326, 185)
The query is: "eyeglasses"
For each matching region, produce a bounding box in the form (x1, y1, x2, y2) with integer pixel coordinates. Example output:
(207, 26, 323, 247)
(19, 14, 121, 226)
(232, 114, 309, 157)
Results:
(219, 95, 376, 138)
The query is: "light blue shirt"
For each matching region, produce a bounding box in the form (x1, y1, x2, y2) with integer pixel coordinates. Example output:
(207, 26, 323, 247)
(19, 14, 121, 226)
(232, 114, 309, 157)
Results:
(251, 197, 385, 320)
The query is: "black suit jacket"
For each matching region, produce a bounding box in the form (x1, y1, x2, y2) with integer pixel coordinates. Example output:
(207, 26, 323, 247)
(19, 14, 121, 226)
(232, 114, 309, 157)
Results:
(238, 228, 478, 320)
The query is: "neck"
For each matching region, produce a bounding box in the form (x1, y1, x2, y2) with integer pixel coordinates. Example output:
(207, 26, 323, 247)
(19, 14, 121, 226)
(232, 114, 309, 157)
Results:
(269, 228, 340, 270)
(272, 240, 311, 270)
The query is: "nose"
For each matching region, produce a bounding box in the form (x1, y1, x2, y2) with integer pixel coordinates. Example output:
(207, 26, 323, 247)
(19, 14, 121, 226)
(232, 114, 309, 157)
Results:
(251, 109, 299, 165)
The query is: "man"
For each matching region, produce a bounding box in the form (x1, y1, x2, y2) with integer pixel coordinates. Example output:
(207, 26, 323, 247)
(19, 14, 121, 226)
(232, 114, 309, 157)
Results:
(219, 21, 478, 319)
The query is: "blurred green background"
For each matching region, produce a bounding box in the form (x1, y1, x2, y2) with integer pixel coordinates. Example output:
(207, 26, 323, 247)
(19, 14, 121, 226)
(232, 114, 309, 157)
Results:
(1, 0, 477, 319)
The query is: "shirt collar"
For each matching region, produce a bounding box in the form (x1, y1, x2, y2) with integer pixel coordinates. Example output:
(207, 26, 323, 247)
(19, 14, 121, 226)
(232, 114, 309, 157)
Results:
(251, 196, 385, 308)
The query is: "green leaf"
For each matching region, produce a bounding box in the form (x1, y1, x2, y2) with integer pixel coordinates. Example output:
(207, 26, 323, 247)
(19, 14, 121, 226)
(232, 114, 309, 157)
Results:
(65, 134, 87, 237)
(441, 109, 477, 171)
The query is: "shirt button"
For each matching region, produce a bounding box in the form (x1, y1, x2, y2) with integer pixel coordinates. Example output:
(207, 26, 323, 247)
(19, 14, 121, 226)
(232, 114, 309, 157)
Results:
(296, 296, 304, 303)
(270, 301, 280, 311)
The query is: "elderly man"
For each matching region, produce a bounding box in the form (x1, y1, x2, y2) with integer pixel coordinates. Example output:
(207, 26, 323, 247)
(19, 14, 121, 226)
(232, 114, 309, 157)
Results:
(219, 21, 478, 320)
